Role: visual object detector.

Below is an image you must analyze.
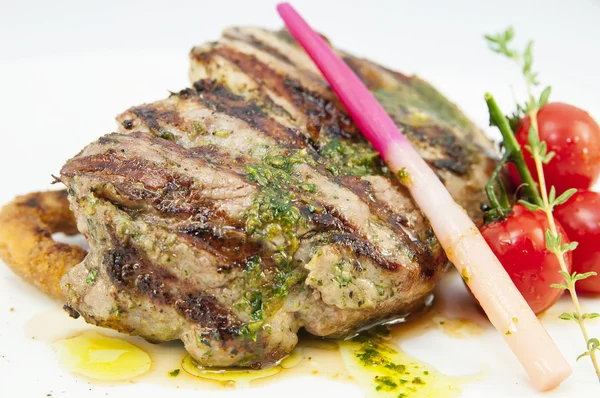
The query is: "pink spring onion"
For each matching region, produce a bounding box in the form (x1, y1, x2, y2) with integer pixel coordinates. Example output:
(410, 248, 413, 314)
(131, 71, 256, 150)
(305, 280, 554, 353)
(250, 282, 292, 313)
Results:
(277, 2, 571, 391)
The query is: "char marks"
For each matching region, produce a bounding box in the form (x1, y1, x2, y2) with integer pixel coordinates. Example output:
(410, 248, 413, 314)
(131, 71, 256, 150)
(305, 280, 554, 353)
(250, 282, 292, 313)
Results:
(223, 28, 294, 65)
(57, 26, 497, 368)
(105, 244, 175, 303)
(192, 45, 359, 141)
(186, 82, 309, 149)
(176, 294, 240, 336)
(105, 240, 241, 339)
(111, 82, 425, 272)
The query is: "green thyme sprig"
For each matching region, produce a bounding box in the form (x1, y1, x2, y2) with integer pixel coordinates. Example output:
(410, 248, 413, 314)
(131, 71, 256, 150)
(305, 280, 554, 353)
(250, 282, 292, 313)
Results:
(485, 27, 600, 380)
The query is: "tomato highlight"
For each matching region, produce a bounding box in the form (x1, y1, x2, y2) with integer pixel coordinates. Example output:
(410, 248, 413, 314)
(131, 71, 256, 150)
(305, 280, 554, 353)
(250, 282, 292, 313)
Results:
(554, 191, 600, 294)
(508, 102, 600, 194)
(480, 204, 572, 314)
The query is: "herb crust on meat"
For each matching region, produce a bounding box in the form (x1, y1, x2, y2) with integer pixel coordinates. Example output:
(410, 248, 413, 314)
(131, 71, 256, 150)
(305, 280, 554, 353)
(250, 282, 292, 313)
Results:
(0, 27, 498, 368)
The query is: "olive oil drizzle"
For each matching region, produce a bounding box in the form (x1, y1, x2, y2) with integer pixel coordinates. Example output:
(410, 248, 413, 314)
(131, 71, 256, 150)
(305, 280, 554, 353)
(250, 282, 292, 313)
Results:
(40, 271, 484, 395)
(53, 331, 152, 381)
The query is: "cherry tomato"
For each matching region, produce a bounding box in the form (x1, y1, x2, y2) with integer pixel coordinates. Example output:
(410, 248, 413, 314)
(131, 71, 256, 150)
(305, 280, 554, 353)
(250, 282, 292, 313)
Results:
(508, 102, 600, 194)
(479, 204, 572, 314)
(554, 191, 600, 293)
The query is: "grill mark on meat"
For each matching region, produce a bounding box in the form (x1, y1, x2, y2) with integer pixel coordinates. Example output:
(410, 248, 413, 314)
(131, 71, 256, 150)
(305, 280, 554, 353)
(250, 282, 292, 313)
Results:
(334, 176, 437, 278)
(105, 233, 241, 335)
(61, 148, 186, 191)
(283, 77, 360, 140)
(62, 136, 247, 231)
(157, 109, 185, 130)
(343, 56, 387, 91)
(274, 29, 297, 45)
(178, 225, 263, 270)
(275, 29, 333, 48)
(304, 209, 352, 232)
(182, 145, 408, 270)
(178, 83, 308, 149)
(63, 150, 207, 219)
(429, 158, 468, 175)
(130, 106, 186, 136)
(97, 135, 121, 145)
(337, 176, 411, 236)
(223, 29, 293, 65)
(188, 79, 291, 118)
(193, 47, 359, 141)
(105, 245, 175, 303)
(114, 100, 419, 272)
(187, 144, 243, 168)
(401, 123, 471, 176)
(335, 176, 405, 229)
(56, 27, 497, 369)
(98, 180, 217, 226)
(198, 43, 477, 179)
(193, 47, 292, 100)
(328, 233, 397, 271)
(342, 59, 474, 177)
(304, 197, 401, 268)
(204, 47, 298, 103)
(130, 107, 162, 134)
(176, 294, 241, 338)
(99, 178, 259, 275)
(179, 140, 408, 272)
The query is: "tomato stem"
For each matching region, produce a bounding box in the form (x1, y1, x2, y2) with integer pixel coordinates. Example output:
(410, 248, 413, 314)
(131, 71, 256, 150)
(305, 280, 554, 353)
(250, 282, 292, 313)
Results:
(485, 94, 543, 207)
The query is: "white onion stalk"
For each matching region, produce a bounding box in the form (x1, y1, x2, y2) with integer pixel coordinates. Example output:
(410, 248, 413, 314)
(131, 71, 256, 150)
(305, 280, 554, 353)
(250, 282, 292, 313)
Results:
(277, 2, 572, 391)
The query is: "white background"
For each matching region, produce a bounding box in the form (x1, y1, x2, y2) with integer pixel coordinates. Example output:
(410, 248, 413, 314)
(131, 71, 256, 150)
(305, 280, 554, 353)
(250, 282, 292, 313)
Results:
(0, 0, 599, 397)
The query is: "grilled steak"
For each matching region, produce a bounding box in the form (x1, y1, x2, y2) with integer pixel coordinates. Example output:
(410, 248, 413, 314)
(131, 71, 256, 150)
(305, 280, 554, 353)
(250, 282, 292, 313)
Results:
(59, 27, 497, 368)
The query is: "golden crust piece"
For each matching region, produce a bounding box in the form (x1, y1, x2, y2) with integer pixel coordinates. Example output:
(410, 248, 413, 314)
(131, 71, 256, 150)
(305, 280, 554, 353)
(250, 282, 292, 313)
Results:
(0, 190, 87, 299)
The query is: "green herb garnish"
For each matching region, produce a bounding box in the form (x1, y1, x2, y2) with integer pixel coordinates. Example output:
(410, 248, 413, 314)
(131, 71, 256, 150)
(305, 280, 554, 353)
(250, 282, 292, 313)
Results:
(85, 269, 98, 285)
(157, 130, 175, 141)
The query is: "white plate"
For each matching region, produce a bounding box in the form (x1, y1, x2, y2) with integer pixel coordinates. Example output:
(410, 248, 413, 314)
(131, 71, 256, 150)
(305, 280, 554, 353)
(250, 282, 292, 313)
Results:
(1, 1, 599, 397)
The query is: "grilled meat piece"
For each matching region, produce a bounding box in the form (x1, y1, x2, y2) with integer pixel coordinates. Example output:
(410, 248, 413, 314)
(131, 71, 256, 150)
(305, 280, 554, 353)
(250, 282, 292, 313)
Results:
(59, 27, 497, 368)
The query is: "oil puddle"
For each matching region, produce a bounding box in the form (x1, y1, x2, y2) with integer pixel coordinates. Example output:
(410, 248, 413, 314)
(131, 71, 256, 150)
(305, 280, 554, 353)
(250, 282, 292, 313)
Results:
(177, 335, 352, 388)
(25, 270, 485, 395)
(178, 351, 305, 387)
(53, 331, 151, 381)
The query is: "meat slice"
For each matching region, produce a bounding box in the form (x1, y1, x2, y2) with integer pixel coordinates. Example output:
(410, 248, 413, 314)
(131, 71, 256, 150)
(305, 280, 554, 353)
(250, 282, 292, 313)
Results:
(59, 27, 497, 368)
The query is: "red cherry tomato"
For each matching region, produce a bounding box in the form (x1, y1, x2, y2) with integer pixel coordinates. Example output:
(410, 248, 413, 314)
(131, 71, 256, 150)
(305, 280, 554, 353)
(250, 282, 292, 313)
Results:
(508, 102, 600, 194)
(554, 191, 600, 294)
(479, 204, 572, 314)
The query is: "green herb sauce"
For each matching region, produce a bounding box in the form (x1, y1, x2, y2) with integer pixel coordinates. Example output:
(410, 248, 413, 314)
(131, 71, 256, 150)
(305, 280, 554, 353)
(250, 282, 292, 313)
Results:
(85, 269, 98, 285)
(319, 139, 385, 177)
(340, 336, 467, 397)
(374, 78, 473, 131)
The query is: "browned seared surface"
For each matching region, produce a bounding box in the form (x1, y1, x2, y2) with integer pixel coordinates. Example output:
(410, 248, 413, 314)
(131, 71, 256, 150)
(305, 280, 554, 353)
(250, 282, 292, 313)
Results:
(191, 27, 498, 216)
(58, 27, 497, 368)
